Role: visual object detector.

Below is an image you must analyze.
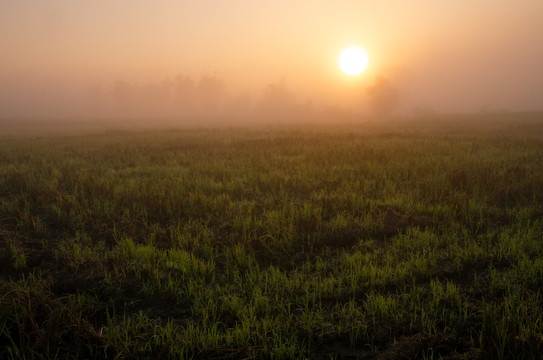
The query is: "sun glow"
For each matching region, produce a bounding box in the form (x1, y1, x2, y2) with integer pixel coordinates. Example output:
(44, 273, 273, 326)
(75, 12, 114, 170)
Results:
(339, 46, 369, 76)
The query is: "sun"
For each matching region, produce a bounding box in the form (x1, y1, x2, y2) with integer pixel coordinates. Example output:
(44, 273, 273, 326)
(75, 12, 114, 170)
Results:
(339, 46, 369, 76)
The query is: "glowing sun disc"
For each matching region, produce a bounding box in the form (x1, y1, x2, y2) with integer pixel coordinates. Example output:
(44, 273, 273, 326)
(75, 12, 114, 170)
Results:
(339, 46, 369, 76)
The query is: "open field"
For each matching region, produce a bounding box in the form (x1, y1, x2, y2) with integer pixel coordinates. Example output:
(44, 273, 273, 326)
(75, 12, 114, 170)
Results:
(1, 115, 543, 359)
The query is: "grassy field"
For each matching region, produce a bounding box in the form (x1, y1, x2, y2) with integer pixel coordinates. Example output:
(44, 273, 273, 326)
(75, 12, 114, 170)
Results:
(1, 115, 543, 359)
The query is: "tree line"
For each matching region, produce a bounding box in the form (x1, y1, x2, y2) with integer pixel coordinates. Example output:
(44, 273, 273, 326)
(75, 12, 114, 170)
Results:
(87, 74, 400, 120)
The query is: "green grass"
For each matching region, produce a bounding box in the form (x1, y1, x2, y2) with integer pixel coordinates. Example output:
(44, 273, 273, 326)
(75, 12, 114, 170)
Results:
(1, 116, 543, 359)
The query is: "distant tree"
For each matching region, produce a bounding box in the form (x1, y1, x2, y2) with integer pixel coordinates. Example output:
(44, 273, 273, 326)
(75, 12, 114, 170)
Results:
(366, 76, 399, 118)
(259, 77, 295, 117)
(139, 80, 172, 117)
(198, 74, 226, 111)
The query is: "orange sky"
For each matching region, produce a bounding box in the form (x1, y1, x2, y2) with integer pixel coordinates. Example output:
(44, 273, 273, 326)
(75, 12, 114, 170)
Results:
(1, 0, 543, 119)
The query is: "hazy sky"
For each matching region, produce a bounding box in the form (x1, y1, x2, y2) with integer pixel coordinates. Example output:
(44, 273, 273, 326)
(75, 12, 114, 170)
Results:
(1, 0, 543, 119)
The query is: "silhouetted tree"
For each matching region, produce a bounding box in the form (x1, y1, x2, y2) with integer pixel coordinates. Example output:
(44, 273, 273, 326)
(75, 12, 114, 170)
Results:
(366, 76, 399, 118)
